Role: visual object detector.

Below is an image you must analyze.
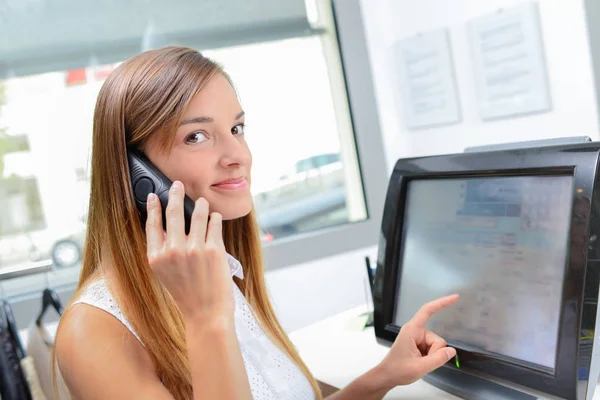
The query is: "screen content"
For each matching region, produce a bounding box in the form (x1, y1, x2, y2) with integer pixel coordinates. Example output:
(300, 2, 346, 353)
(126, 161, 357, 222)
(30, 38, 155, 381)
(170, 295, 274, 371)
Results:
(394, 175, 572, 371)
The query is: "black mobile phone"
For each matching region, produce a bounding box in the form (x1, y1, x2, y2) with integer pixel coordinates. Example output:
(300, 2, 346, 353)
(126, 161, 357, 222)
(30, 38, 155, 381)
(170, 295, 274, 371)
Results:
(128, 149, 195, 234)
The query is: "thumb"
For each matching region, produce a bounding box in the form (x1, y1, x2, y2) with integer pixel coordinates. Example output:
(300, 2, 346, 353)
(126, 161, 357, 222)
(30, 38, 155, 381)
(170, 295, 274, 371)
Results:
(417, 347, 456, 375)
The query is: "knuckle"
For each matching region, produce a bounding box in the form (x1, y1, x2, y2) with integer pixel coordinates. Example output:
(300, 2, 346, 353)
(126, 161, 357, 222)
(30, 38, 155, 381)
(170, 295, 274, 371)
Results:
(165, 247, 183, 263)
(147, 252, 160, 266)
(185, 246, 201, 259)
(192, 204, 208, 220)
(191, 213, 202, 224)
(420, 304, 433, 316)
(202, 245, 219, 259)
(165, 205, 179, 218)
(147, 213, 159, 227)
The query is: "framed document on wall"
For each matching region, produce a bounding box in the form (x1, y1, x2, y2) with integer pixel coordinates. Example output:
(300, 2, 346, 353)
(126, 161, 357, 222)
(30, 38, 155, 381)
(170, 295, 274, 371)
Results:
(393, 28, 462, 130)
(467, 2, 552, 120)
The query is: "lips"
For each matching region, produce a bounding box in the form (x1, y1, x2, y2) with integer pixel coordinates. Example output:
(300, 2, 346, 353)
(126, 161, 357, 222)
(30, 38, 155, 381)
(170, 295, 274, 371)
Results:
(215, 176, 244, 185)
(212, 176, 248, 190)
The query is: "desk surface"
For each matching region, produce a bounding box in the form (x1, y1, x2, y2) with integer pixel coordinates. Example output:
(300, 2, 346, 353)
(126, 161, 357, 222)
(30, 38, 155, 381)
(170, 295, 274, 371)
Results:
(289, 305, 600, 400)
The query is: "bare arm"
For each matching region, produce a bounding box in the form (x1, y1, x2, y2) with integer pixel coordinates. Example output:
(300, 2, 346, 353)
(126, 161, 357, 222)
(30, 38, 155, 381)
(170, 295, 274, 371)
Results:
(324, 366, 389, 400)
(56, 304, 175, 400)
(186, 317, 250, 400)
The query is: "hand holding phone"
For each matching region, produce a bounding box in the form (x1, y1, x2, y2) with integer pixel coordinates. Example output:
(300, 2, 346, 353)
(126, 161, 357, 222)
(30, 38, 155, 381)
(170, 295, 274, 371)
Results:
(145, 182, 235, 322)
(128, 150, 195, 234)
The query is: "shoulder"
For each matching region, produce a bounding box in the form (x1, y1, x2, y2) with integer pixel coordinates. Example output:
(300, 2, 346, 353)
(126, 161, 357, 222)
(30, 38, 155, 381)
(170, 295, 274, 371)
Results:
(56, 299, 146, 365)
(55, 298, 169, 399)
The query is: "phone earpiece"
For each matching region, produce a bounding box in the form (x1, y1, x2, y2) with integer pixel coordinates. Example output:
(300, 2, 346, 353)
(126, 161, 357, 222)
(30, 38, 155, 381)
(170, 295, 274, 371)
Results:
(128, 149, 195, 234)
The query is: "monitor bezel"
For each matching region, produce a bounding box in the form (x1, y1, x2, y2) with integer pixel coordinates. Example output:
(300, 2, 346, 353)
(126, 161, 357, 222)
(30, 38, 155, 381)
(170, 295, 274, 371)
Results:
(373, 143, 600, 399)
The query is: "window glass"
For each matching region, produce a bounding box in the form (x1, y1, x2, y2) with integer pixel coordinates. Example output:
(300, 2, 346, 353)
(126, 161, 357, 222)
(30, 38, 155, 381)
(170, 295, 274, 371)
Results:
(0, 32, 366, 296)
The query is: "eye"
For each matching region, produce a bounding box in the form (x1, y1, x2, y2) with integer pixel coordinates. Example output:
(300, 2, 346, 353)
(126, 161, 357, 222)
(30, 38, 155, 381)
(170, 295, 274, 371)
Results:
(231, 123, 245, 136)
(185, 132, 208, 144)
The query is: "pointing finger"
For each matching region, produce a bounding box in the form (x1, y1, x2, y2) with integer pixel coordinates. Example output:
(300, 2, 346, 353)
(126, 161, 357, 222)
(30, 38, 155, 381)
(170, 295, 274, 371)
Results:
(409, 294, 459, 329)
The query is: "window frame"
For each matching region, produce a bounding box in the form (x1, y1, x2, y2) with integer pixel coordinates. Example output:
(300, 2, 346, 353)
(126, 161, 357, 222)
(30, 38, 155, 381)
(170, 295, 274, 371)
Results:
(262, 0, 389, 270)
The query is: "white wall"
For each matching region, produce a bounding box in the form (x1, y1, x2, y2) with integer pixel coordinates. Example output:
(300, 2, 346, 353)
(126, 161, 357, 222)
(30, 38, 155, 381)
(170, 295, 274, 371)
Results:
(361, 0, 599, 167)
(267, 244, 377, 332)
(272, 0, 600, 333)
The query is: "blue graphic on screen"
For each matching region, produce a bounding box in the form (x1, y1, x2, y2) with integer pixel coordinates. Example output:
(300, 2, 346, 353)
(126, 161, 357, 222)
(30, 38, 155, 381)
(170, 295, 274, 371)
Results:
(394, 175, 572, 371)
(457, 179, 522, 217)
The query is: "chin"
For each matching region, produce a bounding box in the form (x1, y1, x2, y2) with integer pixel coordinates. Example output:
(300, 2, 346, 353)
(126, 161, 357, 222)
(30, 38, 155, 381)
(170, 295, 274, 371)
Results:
(215, 198, 253, 221)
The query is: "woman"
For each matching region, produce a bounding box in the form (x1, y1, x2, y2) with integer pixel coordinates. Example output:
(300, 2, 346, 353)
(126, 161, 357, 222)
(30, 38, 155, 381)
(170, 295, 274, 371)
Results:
(54, 46, 458, 400)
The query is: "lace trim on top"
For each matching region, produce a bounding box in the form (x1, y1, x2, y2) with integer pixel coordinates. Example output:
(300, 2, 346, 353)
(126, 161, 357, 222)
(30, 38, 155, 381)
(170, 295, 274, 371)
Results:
(72, 278, 141, 343)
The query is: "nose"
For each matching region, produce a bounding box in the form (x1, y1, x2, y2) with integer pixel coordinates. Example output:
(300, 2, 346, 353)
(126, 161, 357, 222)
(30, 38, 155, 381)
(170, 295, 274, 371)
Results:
(218, 132, 250, 169)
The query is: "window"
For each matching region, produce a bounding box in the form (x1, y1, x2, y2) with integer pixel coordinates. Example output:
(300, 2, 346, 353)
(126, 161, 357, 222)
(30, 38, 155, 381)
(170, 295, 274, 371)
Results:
(202, 37, 367, 240)
(0, 0, 387, 304)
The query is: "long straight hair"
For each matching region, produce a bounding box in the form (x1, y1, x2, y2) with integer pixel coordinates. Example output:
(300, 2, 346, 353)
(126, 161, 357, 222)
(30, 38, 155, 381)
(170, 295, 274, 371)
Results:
(56, 46, 322, 400)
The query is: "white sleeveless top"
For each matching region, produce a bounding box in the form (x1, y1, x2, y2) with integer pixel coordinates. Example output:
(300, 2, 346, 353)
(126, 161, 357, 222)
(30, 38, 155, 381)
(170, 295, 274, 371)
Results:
(72, 254, 315, 400)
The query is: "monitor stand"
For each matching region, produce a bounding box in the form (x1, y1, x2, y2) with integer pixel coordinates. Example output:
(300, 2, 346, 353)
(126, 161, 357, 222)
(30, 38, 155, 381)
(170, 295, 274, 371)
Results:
(422, 367, 536, 400)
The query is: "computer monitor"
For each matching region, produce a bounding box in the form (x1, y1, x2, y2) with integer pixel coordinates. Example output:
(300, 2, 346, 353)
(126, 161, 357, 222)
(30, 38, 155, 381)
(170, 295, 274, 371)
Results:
(373, 141, 600, 400)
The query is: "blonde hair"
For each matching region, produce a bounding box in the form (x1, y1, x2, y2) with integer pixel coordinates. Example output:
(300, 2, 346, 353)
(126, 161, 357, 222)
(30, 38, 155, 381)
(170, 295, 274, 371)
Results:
(56, 46, 322, 399)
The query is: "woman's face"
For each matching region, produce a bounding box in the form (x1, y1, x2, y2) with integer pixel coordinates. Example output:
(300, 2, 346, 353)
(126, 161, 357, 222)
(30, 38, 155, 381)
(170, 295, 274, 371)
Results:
(144, 73, 253, 220)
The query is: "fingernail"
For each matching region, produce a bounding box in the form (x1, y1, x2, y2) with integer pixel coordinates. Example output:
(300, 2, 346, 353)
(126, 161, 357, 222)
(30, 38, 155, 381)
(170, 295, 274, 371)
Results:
(147, 193, 156, 203)
(172, 181, 183, 190)
(445, 348, 456, 360)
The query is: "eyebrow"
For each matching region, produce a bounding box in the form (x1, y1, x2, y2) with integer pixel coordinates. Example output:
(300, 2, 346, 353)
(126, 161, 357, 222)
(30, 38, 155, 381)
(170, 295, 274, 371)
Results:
(180, 110, 245, 126)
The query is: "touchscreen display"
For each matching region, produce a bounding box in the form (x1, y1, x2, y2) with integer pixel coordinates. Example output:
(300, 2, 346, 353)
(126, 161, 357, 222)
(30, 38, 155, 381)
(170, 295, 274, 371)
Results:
(393, 175, 572, 371)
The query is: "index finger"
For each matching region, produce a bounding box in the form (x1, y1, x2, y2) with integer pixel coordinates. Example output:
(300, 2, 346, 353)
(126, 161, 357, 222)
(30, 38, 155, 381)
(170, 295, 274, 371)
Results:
(165, 181, 186, 246)
(145, 193, 165, 252)
(409, 294, 459, 328)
